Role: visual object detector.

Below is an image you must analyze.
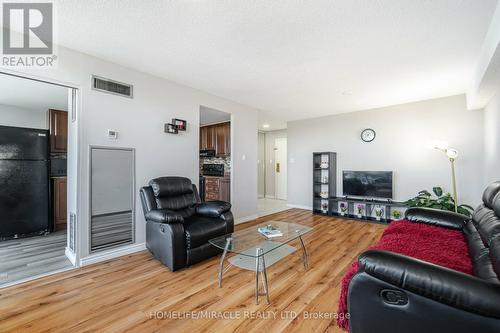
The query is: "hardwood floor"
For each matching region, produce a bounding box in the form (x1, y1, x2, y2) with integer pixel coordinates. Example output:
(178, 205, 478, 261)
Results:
(0, 209, 385, 333)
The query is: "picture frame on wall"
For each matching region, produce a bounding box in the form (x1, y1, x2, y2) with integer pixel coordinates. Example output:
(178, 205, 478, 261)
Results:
(172, 118, 187, 131)
(165, 123, 178, 134)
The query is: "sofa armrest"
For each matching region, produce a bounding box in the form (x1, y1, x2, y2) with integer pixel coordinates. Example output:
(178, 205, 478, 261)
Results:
(145, 209, 184, 224)
(195, 201, 231, 217)
(404, 207, 470, 230)
(358, 250, 500, 319)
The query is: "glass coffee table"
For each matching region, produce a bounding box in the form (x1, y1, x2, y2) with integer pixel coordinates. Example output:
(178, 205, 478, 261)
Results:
(209, 221, 312, 304)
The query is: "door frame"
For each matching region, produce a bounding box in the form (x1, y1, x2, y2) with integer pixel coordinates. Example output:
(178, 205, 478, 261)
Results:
(0, 69, 82, 269)
(274, 137, 287, 200)
(198, 106, 233, 204)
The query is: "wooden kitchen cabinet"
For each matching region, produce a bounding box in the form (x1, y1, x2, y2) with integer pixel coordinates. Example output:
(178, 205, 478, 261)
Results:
(204, 176, 230, 202)
(219, 177, 230, 202)
(200, 122, 230, 155)
(48, 109, 68, 153)
(215, 122, 230, 156)
(200, 125, 216, 151)
(53, 177, 67, 230)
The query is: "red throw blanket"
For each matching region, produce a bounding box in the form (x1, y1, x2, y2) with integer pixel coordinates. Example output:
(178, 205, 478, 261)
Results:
(336, 220, 473, 331)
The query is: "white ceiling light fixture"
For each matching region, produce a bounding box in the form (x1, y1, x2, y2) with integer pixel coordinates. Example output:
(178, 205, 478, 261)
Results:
(262, 124, 270, 129)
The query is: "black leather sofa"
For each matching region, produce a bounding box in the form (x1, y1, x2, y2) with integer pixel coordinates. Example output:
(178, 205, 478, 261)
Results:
(140, 177, 234, 271)
(348, 181, 500, 333)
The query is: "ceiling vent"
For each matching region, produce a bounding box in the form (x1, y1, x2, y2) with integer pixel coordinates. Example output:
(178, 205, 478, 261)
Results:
(92, 75, 133, 98)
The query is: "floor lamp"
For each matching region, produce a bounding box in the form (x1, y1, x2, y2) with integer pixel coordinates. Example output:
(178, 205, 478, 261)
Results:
(434, 145, 459, 213)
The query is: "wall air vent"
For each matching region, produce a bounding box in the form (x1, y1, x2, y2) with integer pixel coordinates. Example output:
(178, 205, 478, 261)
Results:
(92, 75, 133, 98)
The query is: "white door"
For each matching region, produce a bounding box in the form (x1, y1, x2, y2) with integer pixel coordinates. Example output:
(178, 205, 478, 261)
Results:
(274, 138, 287, 200)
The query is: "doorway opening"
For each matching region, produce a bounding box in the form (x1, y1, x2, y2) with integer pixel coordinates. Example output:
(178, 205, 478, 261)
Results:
(257, 130, 288, 217)
(0, 72, 78, 288)
(199, 106, 232, 204)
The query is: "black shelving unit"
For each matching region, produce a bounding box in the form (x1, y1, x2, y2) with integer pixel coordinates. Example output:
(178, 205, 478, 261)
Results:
(312, 152, 337, 215)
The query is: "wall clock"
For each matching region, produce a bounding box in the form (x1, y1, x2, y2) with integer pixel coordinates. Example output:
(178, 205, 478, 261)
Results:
(361, 128, 376, 142)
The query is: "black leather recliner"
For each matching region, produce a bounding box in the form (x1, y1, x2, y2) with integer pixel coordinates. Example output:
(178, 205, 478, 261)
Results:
(348, 181, 500, 333)
(140, 176, 234, 271)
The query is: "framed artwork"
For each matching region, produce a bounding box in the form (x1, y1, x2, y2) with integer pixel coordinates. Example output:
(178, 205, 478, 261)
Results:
(172, 118, 187, 131)
(338, 201, 348, 216)
(165, 123, 178, 134)
(372, 204, 385, 221)
(355, 203, 366, 218)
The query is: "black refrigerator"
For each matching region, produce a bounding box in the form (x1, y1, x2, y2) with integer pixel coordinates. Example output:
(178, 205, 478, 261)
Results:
(0, 125, 50, 238)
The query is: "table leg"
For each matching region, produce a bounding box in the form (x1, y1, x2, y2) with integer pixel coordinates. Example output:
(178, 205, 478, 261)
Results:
(218, 237, 231, 288)
(255, 248, 260, 304)
(260, 249, 270, 304)
(298, 234, 309, 270)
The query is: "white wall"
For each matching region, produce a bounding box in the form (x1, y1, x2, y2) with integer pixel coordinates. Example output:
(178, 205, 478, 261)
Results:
(5, 45, 259, 263)
(0, 104, 47, 129)
(288, 95, 484, 209)
(264, 129, 287, 198)
(484, 91, 500, 184)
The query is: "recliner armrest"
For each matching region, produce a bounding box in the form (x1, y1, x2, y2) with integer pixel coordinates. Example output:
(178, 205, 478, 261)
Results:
(405, 207, 470, 230)
(145, 209, 184, 224)
(358, 250, 500, 319)
(195, 201, 231, 217)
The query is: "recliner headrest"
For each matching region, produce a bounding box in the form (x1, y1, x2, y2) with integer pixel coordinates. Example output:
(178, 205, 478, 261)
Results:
(482, 182, 500, 209)
(149, 177, 193, 198)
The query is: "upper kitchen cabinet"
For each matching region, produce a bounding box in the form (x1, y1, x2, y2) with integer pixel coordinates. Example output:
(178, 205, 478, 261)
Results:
(200, 125, 215, 151)
(215, 122, 230, 156)
(48, 109, 68, 153)
(200, 121, 230, 156)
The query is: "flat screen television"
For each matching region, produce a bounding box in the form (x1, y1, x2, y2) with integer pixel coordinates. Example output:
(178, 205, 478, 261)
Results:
(343, 171, 393, 199)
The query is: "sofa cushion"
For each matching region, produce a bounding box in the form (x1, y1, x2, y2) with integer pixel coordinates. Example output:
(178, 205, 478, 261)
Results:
(490, 236, 500, 280)
(472, 206, 500, 247)
(482, 182, 500, 209)
(463, 221, 499, 281)
(184, 216, 228, 249)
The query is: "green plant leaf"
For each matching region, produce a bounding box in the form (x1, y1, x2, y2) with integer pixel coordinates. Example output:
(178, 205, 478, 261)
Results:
(406, 187, 474, 217)
(433, 187, 443, 197)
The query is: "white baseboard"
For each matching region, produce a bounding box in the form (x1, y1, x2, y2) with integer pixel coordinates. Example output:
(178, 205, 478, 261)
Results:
(287, 203, 312, 210)
(79, 243, 146, 267)
(265, 195, 276, 199)
(65, 247, 78, 266)
(235, 214, 259, 224)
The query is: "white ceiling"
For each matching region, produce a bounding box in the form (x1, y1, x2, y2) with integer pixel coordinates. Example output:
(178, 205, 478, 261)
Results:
(56, 0, 498, 122)
(200, 106, 231, 125)
(0, 74, 68, 112)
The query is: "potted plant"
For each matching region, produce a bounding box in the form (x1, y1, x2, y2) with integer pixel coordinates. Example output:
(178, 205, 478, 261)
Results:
(374, 206, 384, 221)
(392, 209, 402, 220)
(405, 187, 474, 217)
(339, 202, 347, 216)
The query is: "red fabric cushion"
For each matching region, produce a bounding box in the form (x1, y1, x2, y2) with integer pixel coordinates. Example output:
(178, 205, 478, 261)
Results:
(336, 220, 473, 331)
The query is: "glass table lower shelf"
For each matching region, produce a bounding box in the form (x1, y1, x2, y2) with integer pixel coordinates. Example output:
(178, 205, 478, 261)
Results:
(209, 221, 312, 304)
(227, 242, 297, 271)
